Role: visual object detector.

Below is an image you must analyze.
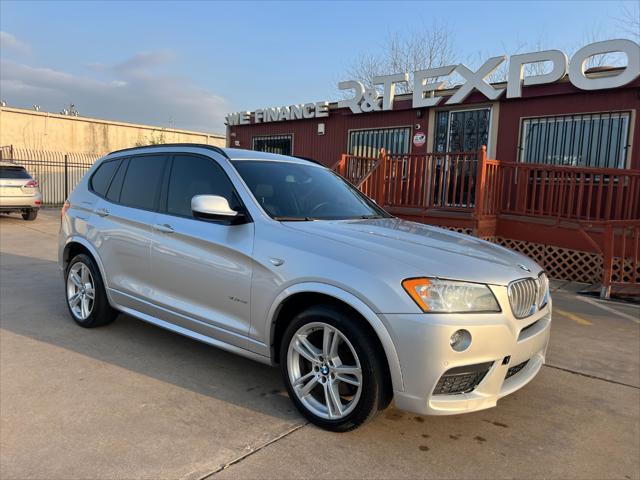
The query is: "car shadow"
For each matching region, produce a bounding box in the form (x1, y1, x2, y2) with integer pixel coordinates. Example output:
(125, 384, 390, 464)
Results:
(0, 251, 300, 423)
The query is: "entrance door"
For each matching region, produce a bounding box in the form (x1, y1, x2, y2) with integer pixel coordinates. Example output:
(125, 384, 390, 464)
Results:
(433, 108, 491, 207)
(434, 108, 491, 153)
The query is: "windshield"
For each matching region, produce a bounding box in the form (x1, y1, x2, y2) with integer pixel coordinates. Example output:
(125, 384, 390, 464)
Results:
(232, 160, 390, 221)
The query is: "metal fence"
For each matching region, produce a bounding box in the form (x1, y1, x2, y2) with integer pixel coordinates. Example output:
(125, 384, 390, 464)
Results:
(0, 146, 101, 206)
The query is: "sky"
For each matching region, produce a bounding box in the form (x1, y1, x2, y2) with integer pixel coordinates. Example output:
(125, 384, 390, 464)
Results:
(0, 0, 637, 134)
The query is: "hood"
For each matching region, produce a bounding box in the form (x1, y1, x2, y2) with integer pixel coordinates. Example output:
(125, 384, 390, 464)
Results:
(282, 218, 541, 286)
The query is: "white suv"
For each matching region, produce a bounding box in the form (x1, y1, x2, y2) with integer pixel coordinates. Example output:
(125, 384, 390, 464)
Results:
(59, 144, 551, 431)
(0, 162, 42, 220)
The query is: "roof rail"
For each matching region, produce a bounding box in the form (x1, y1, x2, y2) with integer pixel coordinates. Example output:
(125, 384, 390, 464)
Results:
(108, 143, 230, 159)
(294, 155, 324, 166)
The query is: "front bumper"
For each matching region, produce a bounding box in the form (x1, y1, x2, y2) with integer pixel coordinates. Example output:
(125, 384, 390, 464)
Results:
(382, 288, 551, 416)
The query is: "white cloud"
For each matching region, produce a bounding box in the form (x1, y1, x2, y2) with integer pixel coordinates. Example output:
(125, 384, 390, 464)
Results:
(0, 31, 31, 55)
(0, 48, 229, 133)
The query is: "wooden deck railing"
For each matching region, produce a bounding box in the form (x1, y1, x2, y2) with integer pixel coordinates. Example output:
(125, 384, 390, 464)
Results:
(335, 147, 640, 224)
(603, 221, 639, 295)
(498, 163, 640, 222)
(336, 150, 479, 211)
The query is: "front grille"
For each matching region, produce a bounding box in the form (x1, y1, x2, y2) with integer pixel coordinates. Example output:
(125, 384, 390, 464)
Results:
(508, 277, 539, 318)
(433, 362, 493, 395)
(505, 360, 529, 379)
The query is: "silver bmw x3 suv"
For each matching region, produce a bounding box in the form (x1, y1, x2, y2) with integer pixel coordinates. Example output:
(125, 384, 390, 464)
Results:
(59, 144, 551, 431)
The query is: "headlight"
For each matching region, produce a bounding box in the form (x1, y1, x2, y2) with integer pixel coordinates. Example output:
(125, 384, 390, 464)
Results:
(537, 272, 549, 308)
(402, 278, 500, 313)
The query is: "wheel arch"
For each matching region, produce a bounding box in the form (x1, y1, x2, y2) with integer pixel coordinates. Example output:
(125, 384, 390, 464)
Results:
(61, 237, 115, 305)
(267, 283, 404, 392)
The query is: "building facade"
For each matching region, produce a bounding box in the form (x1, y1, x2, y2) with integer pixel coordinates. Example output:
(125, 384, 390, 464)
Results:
(227, 72, 638, 171)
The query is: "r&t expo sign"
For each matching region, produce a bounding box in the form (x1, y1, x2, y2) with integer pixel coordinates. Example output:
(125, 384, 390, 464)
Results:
(226, 39, 640, 125)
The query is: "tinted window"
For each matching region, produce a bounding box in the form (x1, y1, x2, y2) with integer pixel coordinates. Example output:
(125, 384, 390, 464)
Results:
(119, 155, 166, 210)
(1, 166, 31, 179)
(106, 158, 128, 202)
(90, 160, 120, 196)
(167, 155, 237, 217)
(232, 161, 388, 220)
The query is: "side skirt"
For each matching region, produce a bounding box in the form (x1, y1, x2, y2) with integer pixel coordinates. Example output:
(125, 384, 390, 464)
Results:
(113, 301, 273, 367)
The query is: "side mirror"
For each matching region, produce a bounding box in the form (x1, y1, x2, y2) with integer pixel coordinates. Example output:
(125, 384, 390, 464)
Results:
(191, 195, 245, 223)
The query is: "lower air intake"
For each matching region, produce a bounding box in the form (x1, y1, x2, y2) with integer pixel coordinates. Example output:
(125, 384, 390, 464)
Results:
(433, 361, 494, 395)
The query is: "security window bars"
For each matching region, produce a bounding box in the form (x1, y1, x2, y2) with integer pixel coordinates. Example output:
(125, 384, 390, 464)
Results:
(434, 109, 491, 154)
(519, 112, 630, 169)
(253, 135, 293, 156)
(348, 127, 411, 157)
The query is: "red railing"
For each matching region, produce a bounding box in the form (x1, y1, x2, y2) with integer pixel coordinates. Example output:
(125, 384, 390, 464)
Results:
(336, 150, 479, 211)
(581, 220, 640, 297)
(335, 148, 640, 225)
(334, 154, 380, 187)
(498, 163, 640, 222)
(475, 148, 501, 217)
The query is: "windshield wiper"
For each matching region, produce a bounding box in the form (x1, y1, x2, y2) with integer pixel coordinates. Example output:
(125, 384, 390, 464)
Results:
(273, 216, 316, 222)
(358, 214, 385, 219)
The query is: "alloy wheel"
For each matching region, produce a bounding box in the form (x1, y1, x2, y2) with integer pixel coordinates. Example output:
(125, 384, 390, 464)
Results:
(66, 262, 95, 320)
(287, 322, 363, 420)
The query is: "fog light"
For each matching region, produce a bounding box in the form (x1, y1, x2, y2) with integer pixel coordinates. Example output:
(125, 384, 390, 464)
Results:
(450, 329, 471, 352)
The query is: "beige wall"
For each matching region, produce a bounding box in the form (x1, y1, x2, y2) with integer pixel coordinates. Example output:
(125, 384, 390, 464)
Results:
(0, 107, 225, 154)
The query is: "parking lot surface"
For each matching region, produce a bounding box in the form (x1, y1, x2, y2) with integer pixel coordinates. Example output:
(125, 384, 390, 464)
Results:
(1, 209, 639, 480)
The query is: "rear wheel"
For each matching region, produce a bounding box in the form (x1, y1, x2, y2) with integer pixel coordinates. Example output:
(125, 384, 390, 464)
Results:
(280, 305, 389, 432)
(65, 254, 117, 327)
(22, 209, 37, 221)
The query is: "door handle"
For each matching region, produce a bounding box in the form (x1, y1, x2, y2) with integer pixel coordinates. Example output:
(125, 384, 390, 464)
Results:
(95, 208, 109, 217)
(153, 223, 175, 234)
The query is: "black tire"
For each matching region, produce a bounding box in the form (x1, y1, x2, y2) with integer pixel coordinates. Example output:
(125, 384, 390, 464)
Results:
(22, 209, 38, 221)
(280, 304, 390, 432)
(65, 253, 118, 328)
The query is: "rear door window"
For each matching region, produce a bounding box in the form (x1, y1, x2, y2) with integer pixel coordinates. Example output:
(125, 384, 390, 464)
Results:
(90, 160, 120, 197)
(0, 166, 31, 179)
(119, 155, 167, 210)
(106, 159, 128, 203)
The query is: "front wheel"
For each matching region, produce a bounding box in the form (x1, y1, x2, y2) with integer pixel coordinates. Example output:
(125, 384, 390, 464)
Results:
(280, 305, 390, 432)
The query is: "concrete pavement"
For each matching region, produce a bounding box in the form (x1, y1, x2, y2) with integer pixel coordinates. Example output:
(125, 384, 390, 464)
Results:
(1, 209, 638, 479)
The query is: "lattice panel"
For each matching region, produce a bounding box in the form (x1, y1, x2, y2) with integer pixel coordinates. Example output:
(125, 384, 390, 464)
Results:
(612, 257, 640, 284)
(442, 226, 474, 236)
(493, 238, 602, 284)
(437, 228, 638, 285)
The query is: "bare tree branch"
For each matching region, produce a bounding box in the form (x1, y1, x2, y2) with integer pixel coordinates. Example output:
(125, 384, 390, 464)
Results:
(613, 4, 640, 42)
(345, 22, 458, 94)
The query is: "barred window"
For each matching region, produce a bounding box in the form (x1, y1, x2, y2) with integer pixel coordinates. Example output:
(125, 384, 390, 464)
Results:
(519, 112, 630, 169)
(348, 127, 411, 157)
(253, 135, 292, 156)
